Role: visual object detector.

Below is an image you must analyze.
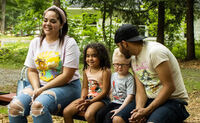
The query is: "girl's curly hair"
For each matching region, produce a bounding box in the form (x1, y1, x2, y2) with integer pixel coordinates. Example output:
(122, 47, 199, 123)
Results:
(83, 43, 111, 70)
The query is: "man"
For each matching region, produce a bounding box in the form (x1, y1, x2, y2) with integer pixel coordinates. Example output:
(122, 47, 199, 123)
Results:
(112, 24, 189, 123)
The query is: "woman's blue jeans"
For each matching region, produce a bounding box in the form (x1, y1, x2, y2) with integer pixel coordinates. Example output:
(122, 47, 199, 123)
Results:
(8, 79, 81, 123)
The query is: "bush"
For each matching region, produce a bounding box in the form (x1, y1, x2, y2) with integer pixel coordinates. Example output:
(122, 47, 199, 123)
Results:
(170, 39, 187, 59)
(0, 42, 29, 68)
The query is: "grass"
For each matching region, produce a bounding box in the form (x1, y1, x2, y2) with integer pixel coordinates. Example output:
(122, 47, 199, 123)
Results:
(0, 35, 34, 41)
(181, 68, 200, 93)
(0, 106, 7, 114)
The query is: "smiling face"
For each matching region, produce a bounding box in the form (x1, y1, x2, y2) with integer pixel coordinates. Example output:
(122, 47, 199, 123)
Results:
(42, 11, 62, 37)
(86, 48, 100, 69)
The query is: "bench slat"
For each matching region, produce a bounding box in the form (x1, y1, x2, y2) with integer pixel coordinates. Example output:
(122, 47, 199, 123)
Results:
(0, 93, 16, 102)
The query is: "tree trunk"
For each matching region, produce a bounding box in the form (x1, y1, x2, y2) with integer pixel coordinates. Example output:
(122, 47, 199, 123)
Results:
(53, 0, 60, 7)
(102, 2, 107, 44)
(186, 0, 195, 60)
(108, 11, 113, 52)
(157, 1, 165, 44)
(1, 0, 6, 34)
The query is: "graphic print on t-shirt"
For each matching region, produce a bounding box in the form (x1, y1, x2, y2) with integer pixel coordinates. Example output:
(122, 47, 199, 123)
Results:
(112, 80, 124, 102)
(133, 61, 162, 98)
(88, 80, 102, 98)
(35, 51, 62, 82)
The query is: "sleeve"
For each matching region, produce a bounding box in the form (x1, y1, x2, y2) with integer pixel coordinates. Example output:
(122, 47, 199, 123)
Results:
(24, 38, 37, 68)
(150, 46, 169, 69)
(126, 74, 135, 95)
(63, 38, 80, 69)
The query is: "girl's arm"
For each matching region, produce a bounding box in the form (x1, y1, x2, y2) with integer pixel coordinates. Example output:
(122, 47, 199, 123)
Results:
(81, 70, 88, 99)
(90, 68, 111, 104)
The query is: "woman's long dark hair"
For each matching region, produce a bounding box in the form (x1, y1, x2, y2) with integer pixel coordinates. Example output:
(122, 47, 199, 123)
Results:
(83, 43, 111, 70)
(40, 7, 68, 47)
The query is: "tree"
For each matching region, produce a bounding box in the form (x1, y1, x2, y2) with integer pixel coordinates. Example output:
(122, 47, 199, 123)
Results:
(186, 0, 196, 60)
(68, 0, 118, 52)
(1, 0, 6, 34)
(157, 1, 165, 44)
(14, 0, 52, 35)
(53, 0, 60, 7)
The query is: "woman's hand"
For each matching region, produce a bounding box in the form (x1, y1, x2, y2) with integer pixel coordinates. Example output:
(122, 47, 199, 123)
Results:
(32, 88, 43, 101)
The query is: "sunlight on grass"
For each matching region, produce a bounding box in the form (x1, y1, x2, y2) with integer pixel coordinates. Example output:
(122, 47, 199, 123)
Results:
(181, 68, 200, 93)
(74, 120, 87, 123)
(0, 35, 34, 41)
(0, 106, 7, 114)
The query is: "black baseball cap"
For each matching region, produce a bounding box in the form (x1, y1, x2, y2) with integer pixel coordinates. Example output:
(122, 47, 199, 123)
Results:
(115, 24, 145, 43)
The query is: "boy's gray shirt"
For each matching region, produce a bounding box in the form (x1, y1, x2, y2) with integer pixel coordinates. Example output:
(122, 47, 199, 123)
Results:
(111, 72, 135, 104)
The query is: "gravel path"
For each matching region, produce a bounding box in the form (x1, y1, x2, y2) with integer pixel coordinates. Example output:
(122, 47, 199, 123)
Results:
(0, 68, 21, 93)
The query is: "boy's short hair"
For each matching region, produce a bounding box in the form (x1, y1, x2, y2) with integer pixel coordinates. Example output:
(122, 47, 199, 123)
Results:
(112, 48, 131, 64)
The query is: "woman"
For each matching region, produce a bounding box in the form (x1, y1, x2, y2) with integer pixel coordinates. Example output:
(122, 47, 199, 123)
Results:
(8, 5, 81, 123)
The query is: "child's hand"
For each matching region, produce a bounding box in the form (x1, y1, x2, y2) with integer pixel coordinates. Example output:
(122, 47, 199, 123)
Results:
(110, 109, 120, 119)
(78, 99, 91, 111)
(75, 98, 85, 110)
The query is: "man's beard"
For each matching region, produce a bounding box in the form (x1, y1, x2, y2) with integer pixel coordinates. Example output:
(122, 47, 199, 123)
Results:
(121, 46, 131, 59)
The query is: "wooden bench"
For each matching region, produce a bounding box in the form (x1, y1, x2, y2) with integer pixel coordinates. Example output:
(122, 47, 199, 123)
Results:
(0, 92, 16, 105)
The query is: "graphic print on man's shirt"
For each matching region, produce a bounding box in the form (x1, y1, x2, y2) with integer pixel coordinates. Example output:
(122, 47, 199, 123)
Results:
(88, 80, 102, 98)
(134, 61, 162, 98)
(35, 51, 62, 82)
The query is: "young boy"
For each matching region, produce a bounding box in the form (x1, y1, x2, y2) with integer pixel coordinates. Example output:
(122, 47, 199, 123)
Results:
(96, 48, 135, 123)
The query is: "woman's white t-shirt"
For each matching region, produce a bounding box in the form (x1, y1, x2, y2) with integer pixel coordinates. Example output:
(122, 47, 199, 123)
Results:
(24, 35, 80, 85)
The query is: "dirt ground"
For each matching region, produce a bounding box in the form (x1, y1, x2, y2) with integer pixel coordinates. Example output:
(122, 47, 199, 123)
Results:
(0, 60, 200, 122)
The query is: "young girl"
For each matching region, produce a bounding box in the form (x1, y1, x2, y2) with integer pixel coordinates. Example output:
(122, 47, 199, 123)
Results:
(63, 43, 111, 123)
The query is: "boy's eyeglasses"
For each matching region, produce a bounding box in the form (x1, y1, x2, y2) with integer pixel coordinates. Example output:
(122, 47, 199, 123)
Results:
(113, 63, 130, 67)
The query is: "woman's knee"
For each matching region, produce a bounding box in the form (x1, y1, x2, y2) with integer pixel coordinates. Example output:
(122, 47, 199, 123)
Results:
(8, 89, 33, 117)
(8, 99, 24, 117)
(31, 101, 44, 117)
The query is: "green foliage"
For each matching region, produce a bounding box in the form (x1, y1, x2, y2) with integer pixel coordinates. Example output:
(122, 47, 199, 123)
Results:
(67, 14, 103, 63)
(0, 42, 29, 68)
(195, 41, 200, 58)
(170, 40, 187, 59)
(168, 39, 200, 59)
(13, 0, 52, 36)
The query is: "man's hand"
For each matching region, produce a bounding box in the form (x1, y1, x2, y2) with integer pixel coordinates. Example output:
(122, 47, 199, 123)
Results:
(129, 108, 148, 123)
